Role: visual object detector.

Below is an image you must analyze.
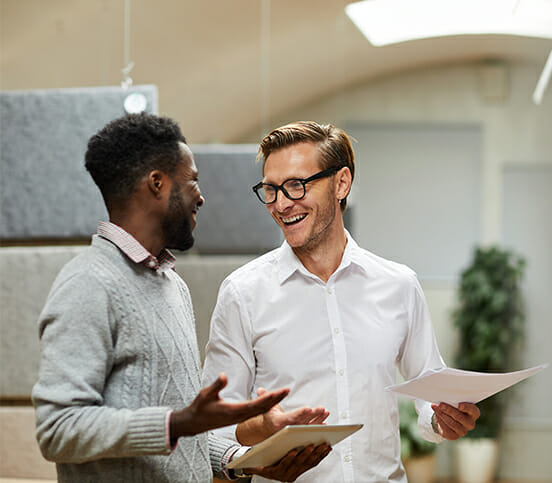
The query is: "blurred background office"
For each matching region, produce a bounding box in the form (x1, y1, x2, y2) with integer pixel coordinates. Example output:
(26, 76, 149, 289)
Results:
(1, 1, 550, 482)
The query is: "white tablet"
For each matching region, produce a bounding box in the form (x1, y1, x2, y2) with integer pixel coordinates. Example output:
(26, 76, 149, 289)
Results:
(226, 423, 363, 469)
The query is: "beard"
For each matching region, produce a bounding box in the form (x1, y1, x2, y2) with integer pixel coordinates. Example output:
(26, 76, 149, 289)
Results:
(162, 184, 195, 252)
(287, 185, 338, 253)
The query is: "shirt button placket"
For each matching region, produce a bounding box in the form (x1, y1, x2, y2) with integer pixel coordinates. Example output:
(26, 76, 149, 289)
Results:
(325, 282, 353, 481)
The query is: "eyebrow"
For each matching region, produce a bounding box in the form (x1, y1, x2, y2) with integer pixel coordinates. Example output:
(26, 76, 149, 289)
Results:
(263, 172, 313, 184)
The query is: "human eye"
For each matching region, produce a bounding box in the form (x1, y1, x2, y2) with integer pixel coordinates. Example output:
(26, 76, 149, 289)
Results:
(263, 184, 276, 194)
(284, 179, 304, 195)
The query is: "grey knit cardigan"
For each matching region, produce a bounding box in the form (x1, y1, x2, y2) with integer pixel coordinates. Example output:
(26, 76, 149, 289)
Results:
(32, 235, 238, 482)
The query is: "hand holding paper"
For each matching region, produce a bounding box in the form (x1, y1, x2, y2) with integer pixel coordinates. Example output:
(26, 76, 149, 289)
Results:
(386, 364, 547, 406)
(431, 401, 480, 440)
(386, 364, 547, 441)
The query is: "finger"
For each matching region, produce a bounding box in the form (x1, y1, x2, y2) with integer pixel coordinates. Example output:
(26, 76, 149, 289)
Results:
(458, 402, 481, 420)
(289, 444, 315, 466)
(257, 387, 267, 397)
(246, 445, 331, 482)
(302, 443, 332, 468)
(243, 467, 261, 476)
(244, 465, 278, 479)
(279, 446, 315, 481)
(211, 373, 227, 392)
(309, 414, 328, 425)
(436, 403, 477, 432)
(285, 445, 331, 481)
(434, 410, 466, 440)
(308, 408, 330, 424)
(245, 448, 300, 477)
(284, 407, 318, 425)
(200, 373, 227, 401)
(436, 402, 472, 418)
(254, 387, 290, 408)
(283, 406, 329, 425)
(225, 388, 290, 421)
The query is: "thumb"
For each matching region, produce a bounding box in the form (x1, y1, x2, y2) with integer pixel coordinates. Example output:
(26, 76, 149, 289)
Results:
(204, 373, 227, 399)
(256, 387, 267, 397)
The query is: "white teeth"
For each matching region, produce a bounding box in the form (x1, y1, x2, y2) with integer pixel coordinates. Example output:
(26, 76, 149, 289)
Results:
(282, 214, 306, 224)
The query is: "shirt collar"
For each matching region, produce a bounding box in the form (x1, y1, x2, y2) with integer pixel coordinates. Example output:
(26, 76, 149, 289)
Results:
(97, 221, 176, 272)
(276, 242, 305, 285)
(276, 229, 366, 285)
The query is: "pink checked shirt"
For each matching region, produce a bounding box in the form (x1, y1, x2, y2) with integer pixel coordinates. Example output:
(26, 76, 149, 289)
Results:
(97, 221, 176, 273)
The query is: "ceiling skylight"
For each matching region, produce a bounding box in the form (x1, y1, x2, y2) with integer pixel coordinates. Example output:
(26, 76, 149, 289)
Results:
(345, 0, 552, 46)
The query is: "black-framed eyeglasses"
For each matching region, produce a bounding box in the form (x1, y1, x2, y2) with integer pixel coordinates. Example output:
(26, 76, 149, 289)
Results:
(252, 166, 342, 205)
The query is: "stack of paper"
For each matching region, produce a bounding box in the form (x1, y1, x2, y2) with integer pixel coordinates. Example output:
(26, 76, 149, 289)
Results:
(386, 364, 547, 405)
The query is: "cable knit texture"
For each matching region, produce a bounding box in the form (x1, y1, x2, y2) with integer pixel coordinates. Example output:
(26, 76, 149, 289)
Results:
(32, 235, 235, 482)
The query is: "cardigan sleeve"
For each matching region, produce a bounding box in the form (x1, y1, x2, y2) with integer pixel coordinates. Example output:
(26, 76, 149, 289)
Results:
(32, 268, 172, 463)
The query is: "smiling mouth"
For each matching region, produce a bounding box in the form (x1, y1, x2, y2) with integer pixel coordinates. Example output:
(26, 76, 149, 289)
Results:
(282, 214, 306, 226)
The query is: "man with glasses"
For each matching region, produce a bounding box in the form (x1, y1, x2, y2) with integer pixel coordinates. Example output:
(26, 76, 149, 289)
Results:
(202, 121, 480, 482)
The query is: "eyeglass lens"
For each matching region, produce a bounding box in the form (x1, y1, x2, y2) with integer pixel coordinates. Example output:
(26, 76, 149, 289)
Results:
(260, 179, 304, 203)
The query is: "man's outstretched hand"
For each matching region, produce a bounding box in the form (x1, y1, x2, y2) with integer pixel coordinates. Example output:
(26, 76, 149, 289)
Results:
(244, 443, 332, 482)
(237, 387, 330, 446)
(170, 373, 289, 441)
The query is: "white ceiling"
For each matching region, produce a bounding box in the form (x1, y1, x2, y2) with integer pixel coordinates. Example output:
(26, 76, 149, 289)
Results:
(1, 0, 551, 142)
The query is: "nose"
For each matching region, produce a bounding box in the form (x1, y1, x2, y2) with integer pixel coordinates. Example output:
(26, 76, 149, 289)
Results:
(197, 194, 205, 207)
(273, 189, 293, 212)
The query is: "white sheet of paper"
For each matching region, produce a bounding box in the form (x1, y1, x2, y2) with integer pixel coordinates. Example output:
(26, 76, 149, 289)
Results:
(386, 364, 547, 406)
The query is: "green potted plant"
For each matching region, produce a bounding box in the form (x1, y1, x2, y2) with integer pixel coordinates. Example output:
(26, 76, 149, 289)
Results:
(452, 246, 526, 483)
(399, 398, 436, 483)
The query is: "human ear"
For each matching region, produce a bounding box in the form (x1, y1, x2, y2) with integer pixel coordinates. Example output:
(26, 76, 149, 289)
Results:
(147, 170, 165, 198)
(335, 167, 352, 201)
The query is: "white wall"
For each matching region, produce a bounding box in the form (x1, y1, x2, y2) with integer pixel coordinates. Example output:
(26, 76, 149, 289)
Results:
(260, 61, 552, 480)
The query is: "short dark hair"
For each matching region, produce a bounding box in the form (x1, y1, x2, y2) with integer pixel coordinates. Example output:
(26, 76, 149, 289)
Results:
(258, 121, 355, 212)
(85, 113, 186, 209)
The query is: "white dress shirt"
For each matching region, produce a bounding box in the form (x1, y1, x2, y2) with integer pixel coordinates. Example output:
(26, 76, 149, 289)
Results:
(202, 233, 444, 482)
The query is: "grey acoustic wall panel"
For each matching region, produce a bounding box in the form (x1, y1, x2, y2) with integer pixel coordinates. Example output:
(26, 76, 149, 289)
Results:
(0, 85, 158, 240)
(191, 145, 283, 254)
(0, 246, 86, 398)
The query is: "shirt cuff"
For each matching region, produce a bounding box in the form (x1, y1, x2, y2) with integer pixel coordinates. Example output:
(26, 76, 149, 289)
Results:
(418, 402, 444, 443)
(222, 445, 250, 480)
(165, 410, 177, 450)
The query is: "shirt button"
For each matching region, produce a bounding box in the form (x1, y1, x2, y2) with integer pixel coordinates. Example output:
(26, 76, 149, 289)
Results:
(341, 411, 348, 418)
(333, 328, 340, 334)
(327, 288, 333, 294)
(344, 455, 351, 463)
(338, 369, 344, 376)
(147, 260, 156, 268)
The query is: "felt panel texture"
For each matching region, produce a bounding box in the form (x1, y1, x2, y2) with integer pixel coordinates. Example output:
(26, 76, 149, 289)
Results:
(0, 85, 158, 240)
